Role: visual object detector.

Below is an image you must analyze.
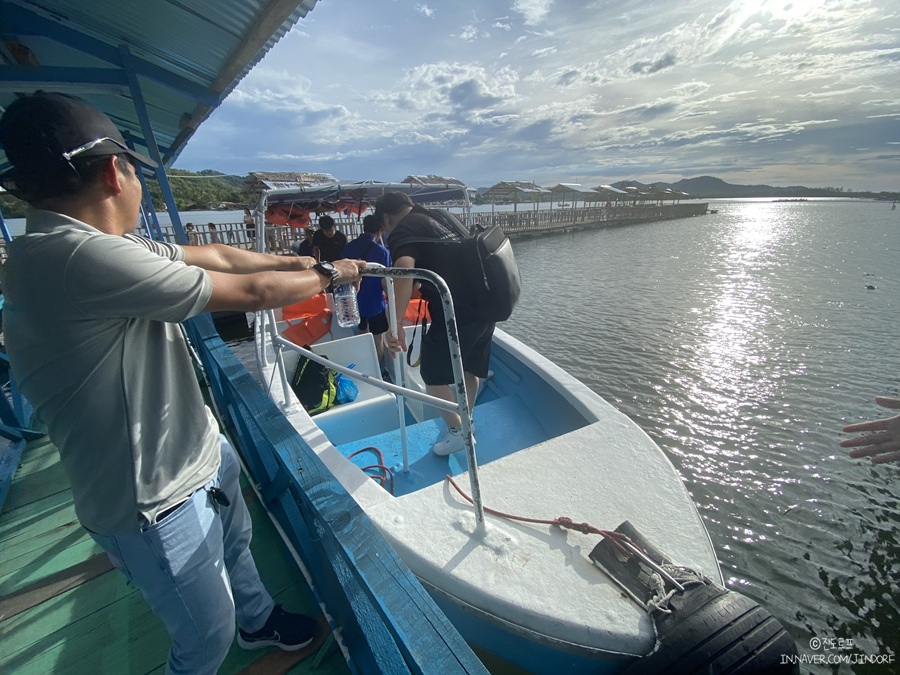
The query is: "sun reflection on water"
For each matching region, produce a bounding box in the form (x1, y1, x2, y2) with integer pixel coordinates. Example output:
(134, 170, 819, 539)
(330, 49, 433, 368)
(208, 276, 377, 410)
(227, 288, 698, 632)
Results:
(691, 202, 794, 416)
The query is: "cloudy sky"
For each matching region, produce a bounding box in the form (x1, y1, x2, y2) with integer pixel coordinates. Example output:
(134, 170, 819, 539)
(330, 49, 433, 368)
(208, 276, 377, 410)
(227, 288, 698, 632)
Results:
(175, 0, 900, 191)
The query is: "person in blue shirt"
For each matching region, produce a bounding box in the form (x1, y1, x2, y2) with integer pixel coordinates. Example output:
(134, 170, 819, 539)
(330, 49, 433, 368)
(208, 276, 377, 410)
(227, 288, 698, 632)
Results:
(340, 214, 391, 364)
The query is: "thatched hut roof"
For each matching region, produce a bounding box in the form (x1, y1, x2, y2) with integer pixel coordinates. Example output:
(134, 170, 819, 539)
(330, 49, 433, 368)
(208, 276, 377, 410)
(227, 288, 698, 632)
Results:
(400, 174, 467, 188)
(482, 180, 550, 201)
(243, 171, 337, 203)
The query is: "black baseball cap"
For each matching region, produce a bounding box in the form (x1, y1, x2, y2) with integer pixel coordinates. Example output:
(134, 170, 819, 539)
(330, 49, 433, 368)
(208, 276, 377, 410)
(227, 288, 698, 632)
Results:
(0, 92, 157, 185)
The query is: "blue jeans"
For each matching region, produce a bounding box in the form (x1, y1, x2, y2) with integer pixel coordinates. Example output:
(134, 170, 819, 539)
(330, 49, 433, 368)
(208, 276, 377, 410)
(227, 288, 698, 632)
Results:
(86, 437, 275, 675)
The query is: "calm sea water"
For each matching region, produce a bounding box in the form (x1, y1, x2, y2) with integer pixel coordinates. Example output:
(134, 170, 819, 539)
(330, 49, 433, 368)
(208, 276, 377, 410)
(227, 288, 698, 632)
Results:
(499, 199, 899, 673)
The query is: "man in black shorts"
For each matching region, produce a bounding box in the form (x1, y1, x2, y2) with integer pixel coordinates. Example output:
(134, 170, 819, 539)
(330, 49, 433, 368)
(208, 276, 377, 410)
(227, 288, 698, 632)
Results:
(375, 192, 493, 456)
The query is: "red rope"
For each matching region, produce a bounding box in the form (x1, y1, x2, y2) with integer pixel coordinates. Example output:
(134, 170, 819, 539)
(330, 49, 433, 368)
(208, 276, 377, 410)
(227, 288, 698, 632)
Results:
(444, 474, 633, 553)
(348, 447, 394, 495)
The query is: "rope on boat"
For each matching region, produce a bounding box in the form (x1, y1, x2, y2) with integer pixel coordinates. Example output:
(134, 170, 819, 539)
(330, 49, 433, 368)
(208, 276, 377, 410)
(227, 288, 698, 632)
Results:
(444, 473, 634, 554)
(347, 447, 394, 495)
(444, 474, 709, 616)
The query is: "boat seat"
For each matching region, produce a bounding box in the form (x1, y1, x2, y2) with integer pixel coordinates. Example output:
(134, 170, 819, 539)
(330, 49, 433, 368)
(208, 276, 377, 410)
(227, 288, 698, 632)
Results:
(310, 333, 399, 446)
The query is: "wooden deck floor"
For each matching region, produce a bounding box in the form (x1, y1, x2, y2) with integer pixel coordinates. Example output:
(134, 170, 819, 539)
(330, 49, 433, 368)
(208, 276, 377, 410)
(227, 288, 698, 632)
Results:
(0, 434, 350, 675)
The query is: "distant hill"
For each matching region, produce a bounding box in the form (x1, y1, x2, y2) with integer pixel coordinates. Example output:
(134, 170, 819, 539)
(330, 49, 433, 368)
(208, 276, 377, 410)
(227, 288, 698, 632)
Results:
(612, 176, 897, 200)
(197, 169, 245, 190)
(150, 168, 244, 210)
(667, 176, 834, 198)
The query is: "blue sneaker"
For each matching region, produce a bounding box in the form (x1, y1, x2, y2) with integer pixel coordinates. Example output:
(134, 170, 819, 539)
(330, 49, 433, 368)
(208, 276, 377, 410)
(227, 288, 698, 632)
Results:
(237, 604, 316, 652)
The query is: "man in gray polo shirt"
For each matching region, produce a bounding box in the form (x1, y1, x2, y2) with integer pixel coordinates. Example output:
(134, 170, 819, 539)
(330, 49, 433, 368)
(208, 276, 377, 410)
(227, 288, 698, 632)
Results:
(0, 92, 365, 674)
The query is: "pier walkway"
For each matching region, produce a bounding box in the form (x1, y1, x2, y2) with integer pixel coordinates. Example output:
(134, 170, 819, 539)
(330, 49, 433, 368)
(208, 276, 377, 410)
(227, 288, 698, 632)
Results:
(0, 202, 707, 262)
(478, 202, 709, 238)
(0, 431, 346, 675)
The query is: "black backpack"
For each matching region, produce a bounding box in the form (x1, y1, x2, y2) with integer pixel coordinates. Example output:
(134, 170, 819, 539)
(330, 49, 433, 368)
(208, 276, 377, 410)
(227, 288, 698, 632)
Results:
(290, 350, 337, 415)
(415, 208, 522, 323)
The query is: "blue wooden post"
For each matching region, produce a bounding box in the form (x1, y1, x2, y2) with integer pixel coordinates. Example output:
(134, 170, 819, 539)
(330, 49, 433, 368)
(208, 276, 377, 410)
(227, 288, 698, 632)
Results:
(119, 45, 188, 244)
(0, 210, 13, 245)
(138, 202, 154, 240)
(0, 209, 44, 520)
(124, 130, 166, 241)
(136, 172, 165, 241)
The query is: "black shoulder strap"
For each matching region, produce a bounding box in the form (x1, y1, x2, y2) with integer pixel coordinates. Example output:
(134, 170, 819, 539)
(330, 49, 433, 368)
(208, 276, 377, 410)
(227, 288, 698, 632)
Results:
(361, 239, 377, 259)
(426, 207, 469, 238)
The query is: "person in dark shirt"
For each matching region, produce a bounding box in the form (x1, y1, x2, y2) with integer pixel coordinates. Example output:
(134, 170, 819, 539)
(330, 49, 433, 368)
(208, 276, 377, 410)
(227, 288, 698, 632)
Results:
(243, 208, 256, 242)
(375, 192, 493, 457)
(311, 215, 347, 262)
(292, 226, 316, 258)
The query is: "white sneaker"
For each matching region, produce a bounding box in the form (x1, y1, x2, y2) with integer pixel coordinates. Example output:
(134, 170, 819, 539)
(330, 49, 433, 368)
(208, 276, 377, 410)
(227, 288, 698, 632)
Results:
(432, 426, 466, 456)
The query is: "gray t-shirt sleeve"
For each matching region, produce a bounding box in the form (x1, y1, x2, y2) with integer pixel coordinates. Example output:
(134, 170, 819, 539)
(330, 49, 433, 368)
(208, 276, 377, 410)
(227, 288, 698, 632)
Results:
(66, 233, 212, 322)
(123, 232, 185, 261)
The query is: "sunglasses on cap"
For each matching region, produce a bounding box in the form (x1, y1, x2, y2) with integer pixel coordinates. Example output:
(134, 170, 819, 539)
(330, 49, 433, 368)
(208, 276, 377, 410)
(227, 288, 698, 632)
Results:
(61, 136, 132, 161)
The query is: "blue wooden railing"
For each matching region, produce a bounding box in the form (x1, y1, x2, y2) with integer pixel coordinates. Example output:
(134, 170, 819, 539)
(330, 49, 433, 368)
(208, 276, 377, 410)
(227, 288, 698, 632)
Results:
(182, 313, 488, 675)
(0, 292, 45, 513)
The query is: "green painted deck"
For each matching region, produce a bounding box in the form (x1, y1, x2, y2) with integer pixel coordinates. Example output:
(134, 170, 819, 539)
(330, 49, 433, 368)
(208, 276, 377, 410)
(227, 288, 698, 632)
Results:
(0, 434, 350, 675)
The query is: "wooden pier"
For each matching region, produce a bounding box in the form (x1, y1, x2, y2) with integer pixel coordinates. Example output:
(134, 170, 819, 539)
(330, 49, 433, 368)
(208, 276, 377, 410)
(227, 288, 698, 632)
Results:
(475, 202, 709, 238)
(0, 203, 708, 261)
(0, 433, 347, 675)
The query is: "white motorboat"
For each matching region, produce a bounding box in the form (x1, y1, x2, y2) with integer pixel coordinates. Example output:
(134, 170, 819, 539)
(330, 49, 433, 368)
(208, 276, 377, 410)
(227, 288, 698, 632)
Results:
(253, 181, 796, 674)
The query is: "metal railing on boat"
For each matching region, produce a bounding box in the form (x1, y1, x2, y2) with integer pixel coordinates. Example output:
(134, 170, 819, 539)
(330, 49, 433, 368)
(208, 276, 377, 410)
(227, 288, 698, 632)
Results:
(261, 264, 486, 528)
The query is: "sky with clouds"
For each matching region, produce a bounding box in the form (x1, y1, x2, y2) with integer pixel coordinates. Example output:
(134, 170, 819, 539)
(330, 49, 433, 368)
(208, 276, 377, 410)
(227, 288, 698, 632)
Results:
(175, 0, 900, 191)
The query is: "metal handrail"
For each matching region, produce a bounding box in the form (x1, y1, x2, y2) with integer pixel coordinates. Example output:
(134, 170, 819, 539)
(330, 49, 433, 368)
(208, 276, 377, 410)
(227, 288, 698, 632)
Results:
(261, 264, 485, 529)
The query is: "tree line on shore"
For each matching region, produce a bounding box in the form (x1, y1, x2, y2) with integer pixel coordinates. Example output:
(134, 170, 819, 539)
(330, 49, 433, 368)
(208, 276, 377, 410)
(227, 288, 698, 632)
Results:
(0, 169, 244, 218)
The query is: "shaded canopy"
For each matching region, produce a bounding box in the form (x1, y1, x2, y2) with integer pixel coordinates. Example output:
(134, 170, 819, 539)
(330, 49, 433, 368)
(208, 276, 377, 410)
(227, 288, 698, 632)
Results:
(482, 181, 550, 201)
(0, 0, 320, 171)
(261, 179, 472, 228)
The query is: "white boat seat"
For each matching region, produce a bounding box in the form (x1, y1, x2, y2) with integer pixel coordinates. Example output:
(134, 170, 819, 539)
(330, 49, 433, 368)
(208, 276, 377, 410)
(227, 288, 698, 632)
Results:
(309, 333, 399, 445)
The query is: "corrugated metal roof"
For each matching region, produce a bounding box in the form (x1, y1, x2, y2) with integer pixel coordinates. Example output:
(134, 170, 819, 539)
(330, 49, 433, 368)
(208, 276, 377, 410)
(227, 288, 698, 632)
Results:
(549, 183, 598, 195)
(0, 0, 321, 169)
(482, 181, 551, 198)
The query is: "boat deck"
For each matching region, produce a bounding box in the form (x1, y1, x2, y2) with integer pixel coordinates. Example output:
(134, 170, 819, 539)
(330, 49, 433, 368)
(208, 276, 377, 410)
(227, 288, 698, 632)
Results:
(336, 392, 550, 497)
(0, 434, 348, 675)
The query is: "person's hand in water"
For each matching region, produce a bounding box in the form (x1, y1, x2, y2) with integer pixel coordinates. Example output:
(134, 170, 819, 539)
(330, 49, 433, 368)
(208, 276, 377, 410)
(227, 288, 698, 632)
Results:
(841, 397, 900, 464)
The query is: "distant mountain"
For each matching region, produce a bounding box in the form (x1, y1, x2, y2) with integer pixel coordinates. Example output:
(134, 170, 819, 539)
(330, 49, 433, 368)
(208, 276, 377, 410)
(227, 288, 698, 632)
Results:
(197, 169, 245, 190)
(667, 176, 825, 198)
(611, 176, 875, 199)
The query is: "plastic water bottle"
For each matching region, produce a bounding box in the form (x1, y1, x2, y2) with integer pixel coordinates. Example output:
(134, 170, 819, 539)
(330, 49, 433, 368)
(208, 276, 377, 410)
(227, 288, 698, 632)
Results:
(333, 284, 360, 328)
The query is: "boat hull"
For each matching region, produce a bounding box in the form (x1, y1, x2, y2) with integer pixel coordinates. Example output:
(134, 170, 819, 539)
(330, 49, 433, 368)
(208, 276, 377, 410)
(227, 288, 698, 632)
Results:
(429, 588, 635, 675)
